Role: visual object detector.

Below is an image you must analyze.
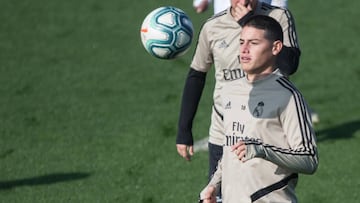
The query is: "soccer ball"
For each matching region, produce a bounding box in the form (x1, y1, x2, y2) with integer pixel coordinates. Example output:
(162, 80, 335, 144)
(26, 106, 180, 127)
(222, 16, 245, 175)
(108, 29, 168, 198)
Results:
(140, 6, 194, 59)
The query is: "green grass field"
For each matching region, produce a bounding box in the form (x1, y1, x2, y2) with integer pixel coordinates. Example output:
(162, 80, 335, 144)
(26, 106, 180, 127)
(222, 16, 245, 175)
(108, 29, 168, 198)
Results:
(0, 0, 359, 202)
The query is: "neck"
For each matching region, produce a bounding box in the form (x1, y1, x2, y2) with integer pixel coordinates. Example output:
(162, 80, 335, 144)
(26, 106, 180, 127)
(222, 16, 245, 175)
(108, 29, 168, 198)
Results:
(246, 66, 275, 82)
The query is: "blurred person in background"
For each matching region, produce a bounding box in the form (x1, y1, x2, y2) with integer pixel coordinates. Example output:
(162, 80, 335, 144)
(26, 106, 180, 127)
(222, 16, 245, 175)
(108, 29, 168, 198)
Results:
(193, 0, 288, 14)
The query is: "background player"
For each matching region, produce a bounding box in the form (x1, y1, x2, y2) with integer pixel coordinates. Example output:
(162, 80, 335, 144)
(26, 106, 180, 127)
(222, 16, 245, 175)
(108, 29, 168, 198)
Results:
(193, 0, 288, 14)
(199, 15, 318, 203)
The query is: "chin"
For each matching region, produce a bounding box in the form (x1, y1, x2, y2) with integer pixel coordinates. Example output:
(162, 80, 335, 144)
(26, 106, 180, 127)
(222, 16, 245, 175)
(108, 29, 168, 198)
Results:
(241, 65, 251, 72)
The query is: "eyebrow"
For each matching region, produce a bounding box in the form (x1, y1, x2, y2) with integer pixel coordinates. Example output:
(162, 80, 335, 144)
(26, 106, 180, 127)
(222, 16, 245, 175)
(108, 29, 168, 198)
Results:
(240, 38, 262, 42)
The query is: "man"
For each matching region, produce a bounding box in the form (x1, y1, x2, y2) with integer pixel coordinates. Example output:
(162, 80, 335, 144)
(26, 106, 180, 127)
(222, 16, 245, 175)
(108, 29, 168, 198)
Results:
(176, 0, 300, 201)
(193, 0, 288, 14)
(177, 0, 300, 169)
(200, 15, 318, 203)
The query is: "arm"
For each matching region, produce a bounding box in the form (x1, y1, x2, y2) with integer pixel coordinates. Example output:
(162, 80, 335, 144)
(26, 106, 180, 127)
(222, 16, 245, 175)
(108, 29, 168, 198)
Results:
(245, 142, 318, 174)
(232, 96, 318, 174)
(177, 19, 212, 160)
(234, 1, 255, 24)
(232, 137, 318, 174)
(176, 68, 206, 160)
(276, 9, 301, 76)
(277, 46, 300, 76)
(177, 68, 206, 145)
(199, 159, 222, 202)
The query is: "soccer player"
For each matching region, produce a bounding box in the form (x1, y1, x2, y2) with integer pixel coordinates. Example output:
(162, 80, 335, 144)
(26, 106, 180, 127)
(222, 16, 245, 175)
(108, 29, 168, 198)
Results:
(193, 0, 288, 14)
(176, 0, 300, 201)
(199, 15, 318, 203)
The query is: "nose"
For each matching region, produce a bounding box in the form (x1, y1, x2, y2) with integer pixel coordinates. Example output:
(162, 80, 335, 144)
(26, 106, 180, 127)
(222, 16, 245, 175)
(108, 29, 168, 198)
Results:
(240, 43, 249, 53)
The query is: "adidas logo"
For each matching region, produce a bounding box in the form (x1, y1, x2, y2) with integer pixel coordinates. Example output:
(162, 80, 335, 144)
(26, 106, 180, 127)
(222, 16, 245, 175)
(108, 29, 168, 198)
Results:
(225, 101, 231, 109)
(218, 40, 229, 48)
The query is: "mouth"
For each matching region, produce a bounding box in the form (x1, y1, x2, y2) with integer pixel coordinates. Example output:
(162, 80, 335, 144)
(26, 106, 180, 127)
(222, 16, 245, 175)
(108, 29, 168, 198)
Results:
(240, 56, 251, 63)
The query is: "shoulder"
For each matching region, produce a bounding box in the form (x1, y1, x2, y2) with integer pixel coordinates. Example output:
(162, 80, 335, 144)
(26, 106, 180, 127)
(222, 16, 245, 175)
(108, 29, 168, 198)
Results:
(201, 8, 229, 28)
(275, 76, 302, 98)
(257, 2, 294, 19)
(199, 9, 237, 37)
(257, 2, 284, 13)
(207, 9, 228, 22)
(256, 71, 298, 96)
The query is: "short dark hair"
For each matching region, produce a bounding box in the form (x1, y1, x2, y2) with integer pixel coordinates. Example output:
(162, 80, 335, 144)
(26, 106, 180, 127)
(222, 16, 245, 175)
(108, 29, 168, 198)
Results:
(242, 15, 283, 42)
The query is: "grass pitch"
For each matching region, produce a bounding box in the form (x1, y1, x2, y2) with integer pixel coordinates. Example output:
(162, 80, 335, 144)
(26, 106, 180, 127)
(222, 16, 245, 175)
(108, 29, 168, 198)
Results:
(0, 0, 359, 202)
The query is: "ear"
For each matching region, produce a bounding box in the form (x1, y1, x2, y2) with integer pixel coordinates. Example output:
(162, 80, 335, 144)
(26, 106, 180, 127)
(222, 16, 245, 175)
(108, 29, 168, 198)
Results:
(272, 40, 283, 56)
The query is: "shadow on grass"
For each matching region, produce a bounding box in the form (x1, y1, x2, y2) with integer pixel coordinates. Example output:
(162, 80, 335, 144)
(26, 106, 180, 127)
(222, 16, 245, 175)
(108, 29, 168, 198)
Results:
(316, 120, 360, 142)
(0, 172, 91, 190)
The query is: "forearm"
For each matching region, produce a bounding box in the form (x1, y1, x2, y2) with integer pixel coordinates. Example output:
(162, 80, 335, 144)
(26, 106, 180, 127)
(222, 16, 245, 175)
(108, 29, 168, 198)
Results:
(208, 160, 222, 188)
(176, 68, 206, 145)
(200, 159, 222, 200)
(246, 144, 318, 174)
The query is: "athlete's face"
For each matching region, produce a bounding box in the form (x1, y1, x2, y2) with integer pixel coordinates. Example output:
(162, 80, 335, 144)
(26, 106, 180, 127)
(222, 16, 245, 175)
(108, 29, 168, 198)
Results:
(239, 26, 282, 76)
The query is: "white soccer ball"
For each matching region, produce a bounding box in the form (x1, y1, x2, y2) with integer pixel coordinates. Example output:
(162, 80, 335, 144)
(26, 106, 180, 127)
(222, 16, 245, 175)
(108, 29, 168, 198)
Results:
(140, 6, 194, 59)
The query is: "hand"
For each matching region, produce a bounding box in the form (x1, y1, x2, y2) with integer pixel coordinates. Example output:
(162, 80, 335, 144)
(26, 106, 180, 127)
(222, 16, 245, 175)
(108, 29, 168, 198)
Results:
(203, 186, 216, 203)
(193, 0, 210, 13)
(231, 1, 254, 21)
(231, 141, 247, 162)
(176, 144, 194, 161)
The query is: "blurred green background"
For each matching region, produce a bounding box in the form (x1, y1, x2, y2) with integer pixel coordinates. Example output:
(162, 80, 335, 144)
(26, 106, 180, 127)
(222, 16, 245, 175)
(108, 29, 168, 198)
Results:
(0, 0, 359, 202)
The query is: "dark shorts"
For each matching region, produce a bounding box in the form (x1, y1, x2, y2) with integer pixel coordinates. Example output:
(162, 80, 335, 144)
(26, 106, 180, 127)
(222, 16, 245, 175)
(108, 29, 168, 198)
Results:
(208, 142, 223, 179)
